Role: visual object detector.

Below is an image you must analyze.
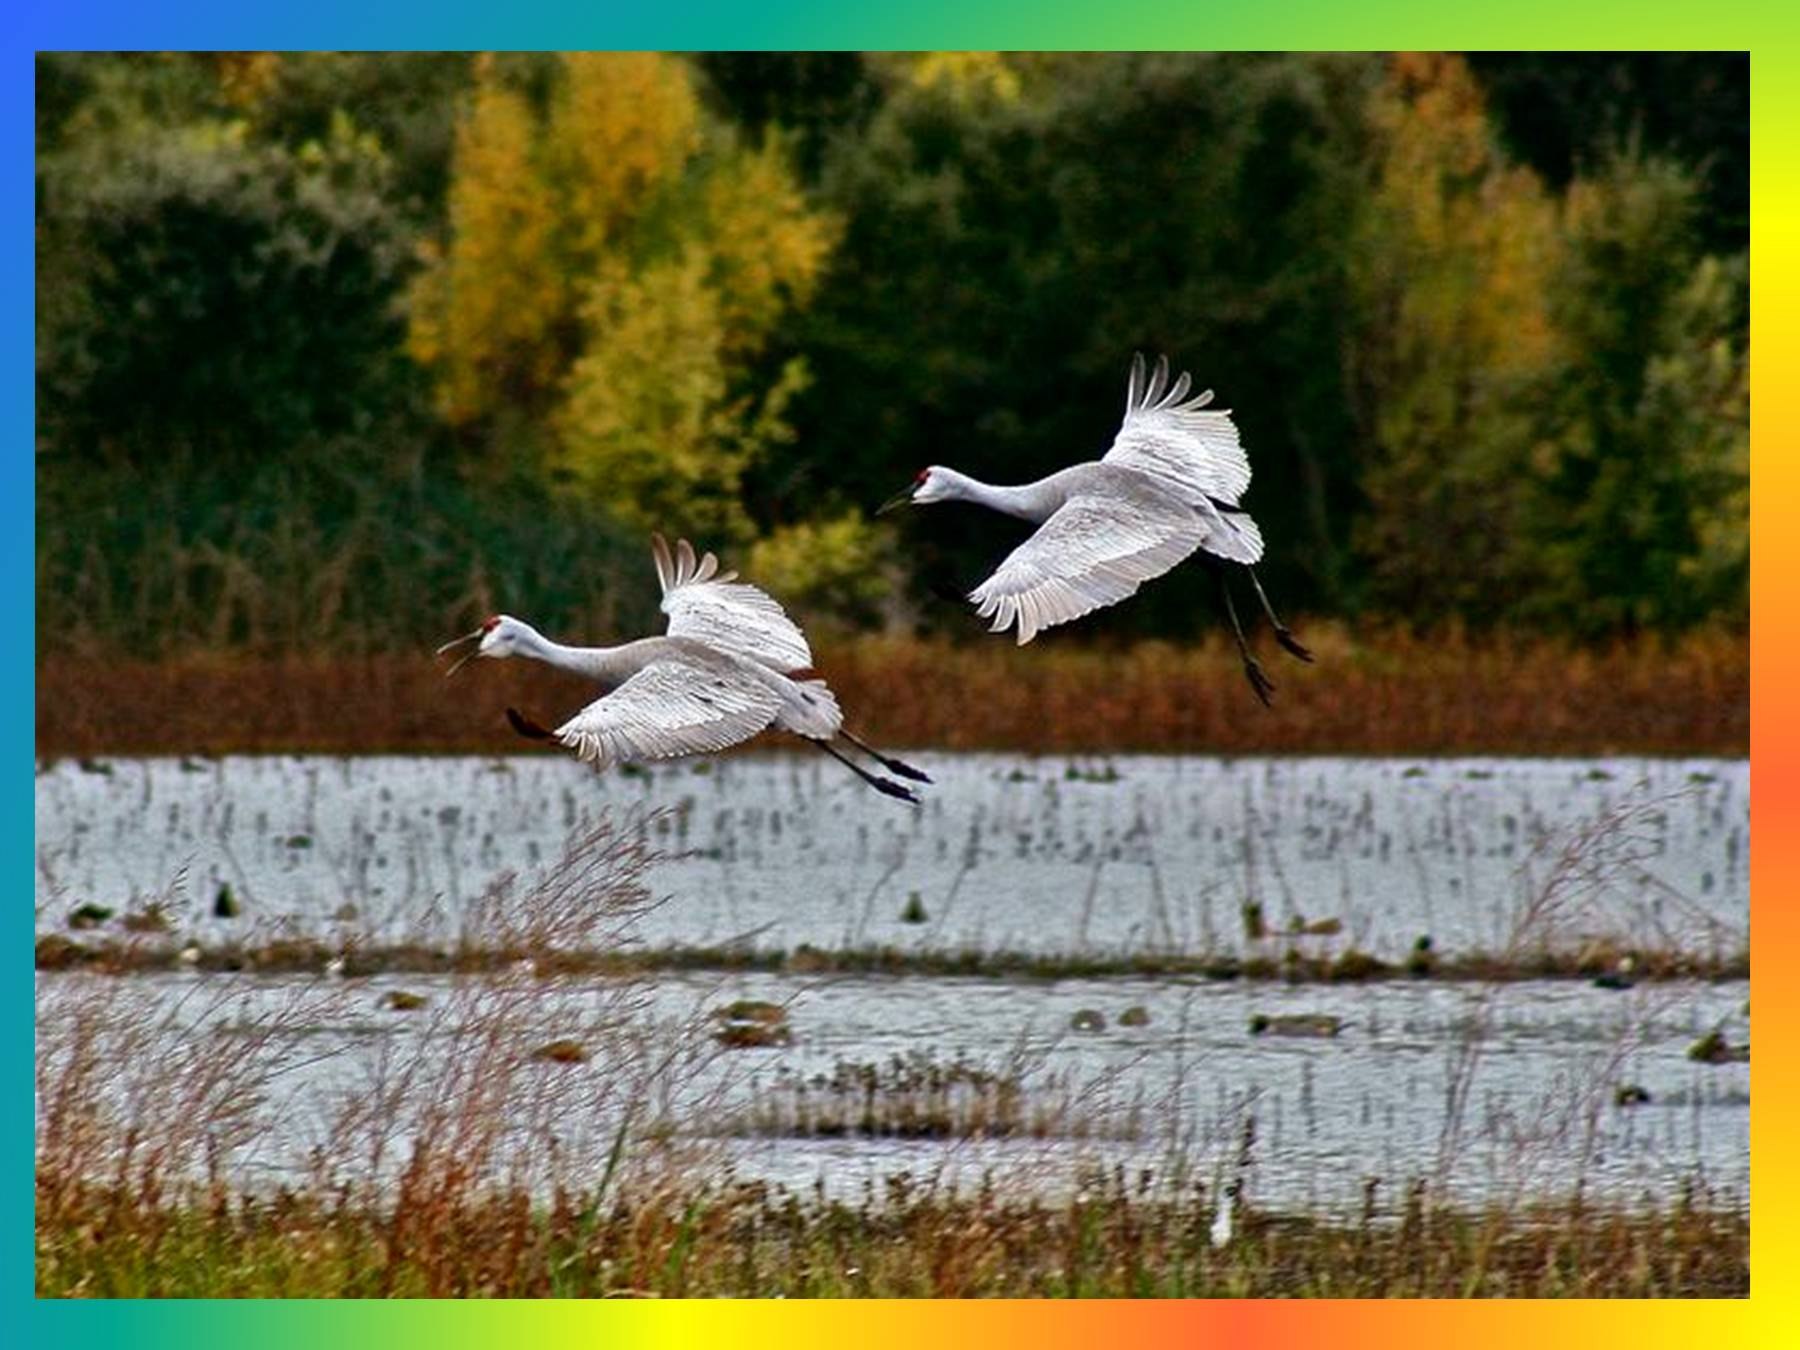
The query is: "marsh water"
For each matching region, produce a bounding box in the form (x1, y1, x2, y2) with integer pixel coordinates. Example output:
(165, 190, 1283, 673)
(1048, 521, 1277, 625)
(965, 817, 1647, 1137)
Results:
(37, 753, 1746, 956)
(36, 752, 1749, 1214)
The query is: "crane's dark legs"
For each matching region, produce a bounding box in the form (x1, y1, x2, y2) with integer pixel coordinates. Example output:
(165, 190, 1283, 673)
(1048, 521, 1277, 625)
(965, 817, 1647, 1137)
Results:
(1208, 564, 1275, 707)
(1245, 567, 1314, 663)
(837, 728, 932, 784)
(811, 738, 921, 804)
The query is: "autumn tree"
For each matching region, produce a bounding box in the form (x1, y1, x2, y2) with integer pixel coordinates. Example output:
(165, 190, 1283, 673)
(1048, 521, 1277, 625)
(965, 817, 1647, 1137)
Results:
(408, 53, 836, 543)
(1348, 52, 1561, 620)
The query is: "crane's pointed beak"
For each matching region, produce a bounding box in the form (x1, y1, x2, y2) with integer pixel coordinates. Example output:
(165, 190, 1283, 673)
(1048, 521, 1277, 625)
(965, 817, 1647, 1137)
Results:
(875, 485, 916, 517)
(436, 629, 483, 678)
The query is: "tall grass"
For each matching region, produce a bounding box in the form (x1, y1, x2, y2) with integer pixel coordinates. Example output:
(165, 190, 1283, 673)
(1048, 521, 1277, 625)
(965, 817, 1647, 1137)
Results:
(36, 813, 727, 1296)
(36, 1166, 1747, 1297)
(37, 625, 1746, 757)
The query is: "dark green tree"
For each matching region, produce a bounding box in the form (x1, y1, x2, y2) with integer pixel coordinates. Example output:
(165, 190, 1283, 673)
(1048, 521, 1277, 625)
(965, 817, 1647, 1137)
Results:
(772, 53, 1381, 637)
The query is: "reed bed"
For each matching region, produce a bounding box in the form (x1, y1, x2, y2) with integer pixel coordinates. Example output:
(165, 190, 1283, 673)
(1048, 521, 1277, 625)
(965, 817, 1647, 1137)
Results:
(719, 1051, 1145, 1143)
(35, 626, 1746, 758)
(35, 933, 1750, 985)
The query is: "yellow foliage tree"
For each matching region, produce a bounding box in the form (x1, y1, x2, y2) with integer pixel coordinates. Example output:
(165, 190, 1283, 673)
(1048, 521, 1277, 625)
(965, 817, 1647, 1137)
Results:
(746, 512, 899, 628)
(1350, 52, 1562, 615)
(409, 53, 836, 542)
(893, 51, 1022, 103)
(407, 63, 563, 426)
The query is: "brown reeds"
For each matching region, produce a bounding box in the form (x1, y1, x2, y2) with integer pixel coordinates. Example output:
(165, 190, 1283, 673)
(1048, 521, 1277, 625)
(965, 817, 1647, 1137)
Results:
(34, 933, 1750, 984)
(36, 625, 1746, 758)
(35, 814, 729, 1297)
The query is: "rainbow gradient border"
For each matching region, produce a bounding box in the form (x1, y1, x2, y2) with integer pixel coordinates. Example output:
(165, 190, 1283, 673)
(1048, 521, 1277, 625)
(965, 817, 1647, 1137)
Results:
(13, 3, 1776, 1336)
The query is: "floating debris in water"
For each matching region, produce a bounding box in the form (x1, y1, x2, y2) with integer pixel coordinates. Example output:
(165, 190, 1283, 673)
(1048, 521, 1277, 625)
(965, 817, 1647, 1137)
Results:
(213, 884, 240, 919)
(1407, 935, 1436, 978)
(120, 902, 172, 933)
(1119, 1005, 1151, 1027)
(1290, 915, 1342, 937)
(1688, 1030, 1749, 1064)
(1593, 956, 1637, 991)
(67, 903, 113, 930)
(381, 990, 427, 1012)
(1070, 1009, 1106, 1032)
(1250, 1013, 1342, 1038)
(713, 1000, 792, 1048)
(1063, 762, 1120, 784)
(534, 1038, 589, 1064)
(900, 892, 929, 924)
(1615, 1084, 1653, 1107)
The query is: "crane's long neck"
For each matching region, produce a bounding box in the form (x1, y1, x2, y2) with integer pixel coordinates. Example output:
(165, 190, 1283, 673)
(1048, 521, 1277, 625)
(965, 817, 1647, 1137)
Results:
(934, 467, 1064, 523)
(512, 625, 647, 684)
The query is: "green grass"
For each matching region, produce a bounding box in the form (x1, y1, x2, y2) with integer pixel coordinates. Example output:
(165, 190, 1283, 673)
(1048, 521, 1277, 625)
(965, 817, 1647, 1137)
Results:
(36, 1175, 1747, 1298)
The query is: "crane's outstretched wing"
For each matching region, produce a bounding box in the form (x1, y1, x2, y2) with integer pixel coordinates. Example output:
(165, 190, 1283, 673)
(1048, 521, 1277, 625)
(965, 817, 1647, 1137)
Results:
(1101, 353, 1252, 506)
(553, 656, 783, 769)
(652, 534, 813, 672)
(968, 491, 1206, 645)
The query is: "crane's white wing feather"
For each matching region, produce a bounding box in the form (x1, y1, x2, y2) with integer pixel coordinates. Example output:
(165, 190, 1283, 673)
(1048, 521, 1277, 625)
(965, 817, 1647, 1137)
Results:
(968, 491, 1206, 645)
(1102, 353, 1252, 506)
(554, 656, 782, 769)
(653, 534, 812, 671)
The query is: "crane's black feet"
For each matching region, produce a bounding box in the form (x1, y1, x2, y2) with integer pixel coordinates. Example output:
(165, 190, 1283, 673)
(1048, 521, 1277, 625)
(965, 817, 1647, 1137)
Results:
(880, 757, 933, 784)
(869, 776, 922, 805)
(814, 736, 924, 804)
(1242, 658, 1276, 707)
(838, 729, 933, 783)
(1273, 626, 1314, 663)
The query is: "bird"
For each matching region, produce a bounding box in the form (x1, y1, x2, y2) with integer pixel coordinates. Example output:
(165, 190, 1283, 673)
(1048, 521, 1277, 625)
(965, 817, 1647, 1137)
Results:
(878, 353, 1312, 704)
(435, 534, 931, 803)
(1210, 1180, 1238, 1249)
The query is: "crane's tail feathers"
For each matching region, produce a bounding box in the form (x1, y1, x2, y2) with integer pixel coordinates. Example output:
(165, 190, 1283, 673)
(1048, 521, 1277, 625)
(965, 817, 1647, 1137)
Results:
(506, 707, 556, 741)
(783, 678, 843, 740)
(1202, 507, 1264, 565)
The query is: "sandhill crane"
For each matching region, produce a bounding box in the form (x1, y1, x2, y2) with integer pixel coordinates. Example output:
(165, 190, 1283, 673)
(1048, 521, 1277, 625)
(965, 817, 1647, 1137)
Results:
(436, 535, 930, 803)
(879, 353, 1312, 704)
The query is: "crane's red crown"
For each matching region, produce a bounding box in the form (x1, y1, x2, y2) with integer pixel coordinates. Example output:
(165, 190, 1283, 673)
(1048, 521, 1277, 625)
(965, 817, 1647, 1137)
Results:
(481, 615, 501, 633)
(914, 467, 931, 485)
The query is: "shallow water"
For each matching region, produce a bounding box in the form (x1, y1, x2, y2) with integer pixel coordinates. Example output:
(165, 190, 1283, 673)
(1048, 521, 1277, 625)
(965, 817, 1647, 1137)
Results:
(35, 752, 1747, 959)
(35, 751, 1750, 1212)
(36, 966, 1749, 1214)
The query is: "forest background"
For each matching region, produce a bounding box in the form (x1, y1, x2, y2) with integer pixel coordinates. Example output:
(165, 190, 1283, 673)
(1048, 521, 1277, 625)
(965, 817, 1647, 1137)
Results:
(33, 52, 1749, 754)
